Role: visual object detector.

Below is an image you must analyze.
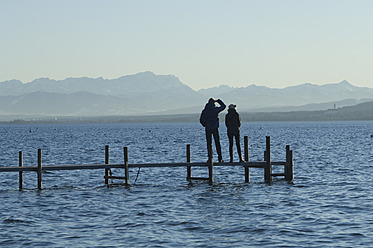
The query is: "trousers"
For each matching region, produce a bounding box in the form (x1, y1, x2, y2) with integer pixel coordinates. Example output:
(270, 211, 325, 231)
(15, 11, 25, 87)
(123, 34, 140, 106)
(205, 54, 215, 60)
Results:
(228, 133, 243, 162)
(205, 128, 222, 161)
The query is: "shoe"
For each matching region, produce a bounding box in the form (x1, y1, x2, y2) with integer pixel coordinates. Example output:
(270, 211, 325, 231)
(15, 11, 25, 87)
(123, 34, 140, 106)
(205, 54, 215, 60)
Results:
(218, 159, 224, 163)
(229, 159, 233, 163)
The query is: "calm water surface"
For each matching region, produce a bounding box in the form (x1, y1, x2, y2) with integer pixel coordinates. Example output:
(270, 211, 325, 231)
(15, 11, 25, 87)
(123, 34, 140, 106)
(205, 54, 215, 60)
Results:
(1, 121, 372, 247)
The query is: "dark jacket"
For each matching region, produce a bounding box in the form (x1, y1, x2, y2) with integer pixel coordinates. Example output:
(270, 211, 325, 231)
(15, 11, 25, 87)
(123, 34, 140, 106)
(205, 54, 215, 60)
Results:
(225, 108, 241, 135)
(200, 99, 226, 131)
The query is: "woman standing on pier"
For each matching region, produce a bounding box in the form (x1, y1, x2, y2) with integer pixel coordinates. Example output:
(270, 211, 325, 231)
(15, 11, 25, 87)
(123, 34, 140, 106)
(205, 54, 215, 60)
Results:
(225, 104, 243, 163)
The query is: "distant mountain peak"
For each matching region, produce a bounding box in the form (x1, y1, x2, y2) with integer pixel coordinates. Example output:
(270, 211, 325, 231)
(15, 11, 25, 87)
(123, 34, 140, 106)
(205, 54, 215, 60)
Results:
(338, 80, 352, 86)
(0, 79, 23, 86)
(139, 71, 155, 75)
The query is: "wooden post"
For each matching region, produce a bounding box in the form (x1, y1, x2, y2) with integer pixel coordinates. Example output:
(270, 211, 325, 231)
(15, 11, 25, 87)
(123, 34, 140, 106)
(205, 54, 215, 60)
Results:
(208, 145, 213, 185)
(244, 136, 249, 183)
(244, 136, 249, 162)
(19, 151, 23, 190)
(285, 145, 290, 180)
(289, 150, 294, 180)
(124, 147, 129, 185)
(264, 136, 272, 183)
(37, 149, 42, 190)
(285, 145, 294, 181)
(105, 145, 109, 184)
(186, 144, 191, 181)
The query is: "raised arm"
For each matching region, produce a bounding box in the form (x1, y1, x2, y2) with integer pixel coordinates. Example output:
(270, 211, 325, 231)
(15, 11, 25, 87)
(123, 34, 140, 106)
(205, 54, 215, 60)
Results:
(216, 99, 226, 113)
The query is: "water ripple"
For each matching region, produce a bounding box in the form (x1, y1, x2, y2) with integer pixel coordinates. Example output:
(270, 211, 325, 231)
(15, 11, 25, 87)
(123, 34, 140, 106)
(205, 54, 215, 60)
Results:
(0, 121, 373, 247)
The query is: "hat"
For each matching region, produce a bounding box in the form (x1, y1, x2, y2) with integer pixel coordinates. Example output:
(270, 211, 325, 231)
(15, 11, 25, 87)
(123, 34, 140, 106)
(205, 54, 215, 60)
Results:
(228, 104, 236, 109)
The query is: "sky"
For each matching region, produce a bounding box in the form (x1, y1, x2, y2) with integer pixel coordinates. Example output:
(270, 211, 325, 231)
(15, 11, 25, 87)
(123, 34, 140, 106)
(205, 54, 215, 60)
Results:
(1, 0, 373, 90)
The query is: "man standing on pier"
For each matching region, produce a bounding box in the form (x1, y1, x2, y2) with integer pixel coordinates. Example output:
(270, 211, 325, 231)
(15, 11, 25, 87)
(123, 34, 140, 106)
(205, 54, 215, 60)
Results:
(200, 98, 226, 163)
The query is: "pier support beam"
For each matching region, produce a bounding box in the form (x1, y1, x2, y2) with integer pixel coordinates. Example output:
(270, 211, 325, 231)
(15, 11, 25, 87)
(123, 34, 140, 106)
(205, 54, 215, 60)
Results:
(285, 145, 294, 181)
(19, 151, 23, 190)
(37, 149, 42, 190)
(264, 136, 272, 183)
(244, 136, 249, 183)
(208, 145, 213, 185)
(186, 144, 191, 182)
(124, 147, 129, 185)
(105, 145, 109, 185)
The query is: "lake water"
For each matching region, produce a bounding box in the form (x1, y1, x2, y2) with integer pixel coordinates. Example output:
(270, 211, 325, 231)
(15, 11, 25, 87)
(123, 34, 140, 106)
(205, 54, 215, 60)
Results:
(0, 121, 372, 247)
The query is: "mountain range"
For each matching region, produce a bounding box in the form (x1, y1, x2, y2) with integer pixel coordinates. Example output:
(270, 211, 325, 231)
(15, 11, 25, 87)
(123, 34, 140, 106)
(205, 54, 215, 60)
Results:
(0, 71, 372, 120)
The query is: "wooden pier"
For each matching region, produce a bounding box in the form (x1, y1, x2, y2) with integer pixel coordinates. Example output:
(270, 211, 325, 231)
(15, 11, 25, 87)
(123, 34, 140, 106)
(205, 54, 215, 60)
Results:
(0, 136, 293, 190)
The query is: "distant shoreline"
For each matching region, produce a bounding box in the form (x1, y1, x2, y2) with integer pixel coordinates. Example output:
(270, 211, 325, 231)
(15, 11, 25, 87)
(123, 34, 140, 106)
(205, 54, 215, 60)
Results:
(1, 102, 373, 124)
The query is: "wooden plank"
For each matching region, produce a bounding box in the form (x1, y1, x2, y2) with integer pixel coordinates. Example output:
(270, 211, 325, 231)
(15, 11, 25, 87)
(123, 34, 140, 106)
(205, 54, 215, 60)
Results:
(43, 164, 124, 170)
(0, 166, 37, 172)
(105, 176, 127, 180)
(271, 173, 285, 177)
(0, 160, 273, 172)
(272, 161, 286, 166)
(189, 177, 210, 180)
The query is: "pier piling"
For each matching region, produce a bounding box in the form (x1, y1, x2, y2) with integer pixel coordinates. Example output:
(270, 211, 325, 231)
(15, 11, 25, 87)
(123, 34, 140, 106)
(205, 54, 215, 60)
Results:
(186, 144, 191, 182)
(124, 147, 129, 185)
(105, 145, 109, 185)
(244, 136, 249, 183)
(37, 149, 42, 190)
(19, 151, 23, 190)
(285, 145, 294, 181)
(264, 136, 272, 183)
(208, 145, 213, 185)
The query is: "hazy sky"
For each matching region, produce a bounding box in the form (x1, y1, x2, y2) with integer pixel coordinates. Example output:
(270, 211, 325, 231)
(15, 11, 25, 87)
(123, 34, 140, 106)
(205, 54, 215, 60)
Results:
(1, 0, 373, 90)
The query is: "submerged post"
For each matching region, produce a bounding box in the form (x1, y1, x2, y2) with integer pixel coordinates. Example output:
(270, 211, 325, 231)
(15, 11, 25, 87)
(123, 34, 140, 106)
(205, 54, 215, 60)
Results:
(105, 145, 109, 185)
(37, 149, 42, 190)
(244, 136, 249, 183)
(186, 144, 191, 181)
(264, 136, 272, 183)
(285, 145, 294, 181)
(124, 147, 129, 185)
(208, 145, 213, 185)
(19, 151, 23, 190)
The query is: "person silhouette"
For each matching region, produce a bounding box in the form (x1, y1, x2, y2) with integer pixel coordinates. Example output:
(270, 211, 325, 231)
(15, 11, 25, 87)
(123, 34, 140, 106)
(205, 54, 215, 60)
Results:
(225, 104, 243, 163)
(200, 98, 226, 163)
